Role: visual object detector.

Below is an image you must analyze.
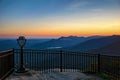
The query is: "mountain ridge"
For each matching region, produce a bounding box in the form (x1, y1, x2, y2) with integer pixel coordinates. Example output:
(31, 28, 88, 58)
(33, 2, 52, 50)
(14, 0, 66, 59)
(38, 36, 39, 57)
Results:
(67, 35, 120, 51)
(31, 35, 104, 49)
(89, 40, 120, 55)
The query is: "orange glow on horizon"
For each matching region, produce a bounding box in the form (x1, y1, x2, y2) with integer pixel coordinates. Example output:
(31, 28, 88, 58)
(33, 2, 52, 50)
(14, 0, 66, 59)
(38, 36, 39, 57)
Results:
(0, 12, 120, 38)
(0, 27, 120, 38)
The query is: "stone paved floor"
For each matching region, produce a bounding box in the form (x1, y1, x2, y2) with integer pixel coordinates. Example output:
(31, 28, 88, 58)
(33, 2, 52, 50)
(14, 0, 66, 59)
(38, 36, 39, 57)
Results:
(5, 69, 105, 80)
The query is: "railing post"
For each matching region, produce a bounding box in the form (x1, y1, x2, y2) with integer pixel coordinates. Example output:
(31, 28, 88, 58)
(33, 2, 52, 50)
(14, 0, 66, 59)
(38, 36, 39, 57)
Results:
(60, 50, 63, 72)
(98, 54, 100, 73)
(0, 49, 14, 80)
(12, 48, 14, 71)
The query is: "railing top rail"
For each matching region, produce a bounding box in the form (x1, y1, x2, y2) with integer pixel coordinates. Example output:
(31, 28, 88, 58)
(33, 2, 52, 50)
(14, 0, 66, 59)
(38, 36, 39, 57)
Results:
(100, 54, 120, 57)
(14, 48, 99, 56)
(0, 49, 14, 56)
(12, 48, 120, 57)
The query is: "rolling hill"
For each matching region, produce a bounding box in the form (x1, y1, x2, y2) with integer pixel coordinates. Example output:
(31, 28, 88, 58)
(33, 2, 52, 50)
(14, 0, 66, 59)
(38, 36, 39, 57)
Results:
(0, 39, 50, 52)
(68, 35, 120, 52)
(31, 36, 103, 49)
(89, 40, 120, 55)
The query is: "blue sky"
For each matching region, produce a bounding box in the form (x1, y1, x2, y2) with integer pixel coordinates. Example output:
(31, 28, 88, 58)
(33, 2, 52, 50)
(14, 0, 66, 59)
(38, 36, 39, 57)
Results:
(0, 0, 120, 38)
(1, 0, 120, 21)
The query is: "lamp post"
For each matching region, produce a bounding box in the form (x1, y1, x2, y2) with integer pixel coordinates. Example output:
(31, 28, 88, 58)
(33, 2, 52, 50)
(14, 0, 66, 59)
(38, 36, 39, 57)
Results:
(16, 36, 27, 73)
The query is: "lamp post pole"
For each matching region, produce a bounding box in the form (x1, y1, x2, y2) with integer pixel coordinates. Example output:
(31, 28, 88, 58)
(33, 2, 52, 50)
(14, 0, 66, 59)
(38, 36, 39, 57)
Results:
(20, 46, 24, 71)
(16, 36, 27, 73)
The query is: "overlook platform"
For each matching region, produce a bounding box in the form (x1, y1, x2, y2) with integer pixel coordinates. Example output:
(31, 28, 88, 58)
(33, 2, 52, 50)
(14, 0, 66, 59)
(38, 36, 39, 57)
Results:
(0, 49, 120, 80)
(5, 69, 104, 80)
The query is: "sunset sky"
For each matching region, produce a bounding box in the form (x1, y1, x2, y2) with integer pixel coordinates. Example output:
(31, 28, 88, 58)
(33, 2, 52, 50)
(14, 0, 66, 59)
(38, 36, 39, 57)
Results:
(0, 0, 120, 38)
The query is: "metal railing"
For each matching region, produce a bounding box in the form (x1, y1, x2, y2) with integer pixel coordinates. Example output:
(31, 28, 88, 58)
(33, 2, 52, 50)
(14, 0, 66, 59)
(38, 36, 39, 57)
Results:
(0, 49, 14, 80)
(14, 49, 99, 73)
(14, 49, 120, 79)
(100, 55, 120, 79)
(0, 49, 119, 79)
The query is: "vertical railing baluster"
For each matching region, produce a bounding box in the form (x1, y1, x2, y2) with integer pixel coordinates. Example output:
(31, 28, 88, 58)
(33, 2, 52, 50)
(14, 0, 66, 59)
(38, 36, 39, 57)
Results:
(37, 50, 39, 71)
(50, 50, 52, 72)
(48, 50, 49, 71)
(76, 52, 77, 72)
(60, 50, 62, 72)
(73, 52, 74, 72)
(95, 54, 97, 73)
(43, 50, 44, 72)
(98, 54, 100, 73)
(94, 54, 95, 72)
(66, 51, 68, 72)
(63, 51, 65, 72)
(85, 53, 88, 70)
(77, 52, 79, 71)
(92, 54, 94, 72)
(35, 50, 36, 70)
(30, 49, 32, 69)
(41, 50, 42, 72)
(83, 53, 84, 72)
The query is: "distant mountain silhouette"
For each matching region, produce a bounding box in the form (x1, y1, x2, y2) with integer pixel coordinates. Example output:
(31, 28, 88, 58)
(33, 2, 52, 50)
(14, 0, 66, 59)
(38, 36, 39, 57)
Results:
(25, 39, 50, 48)
(0, 39, 49, 52)
(89, 40, 120, 55)
(1, 35, 119, 53)
(67, 35, 120, 52)
(0, 39, 18, 51)
(31, 35, 103, 49)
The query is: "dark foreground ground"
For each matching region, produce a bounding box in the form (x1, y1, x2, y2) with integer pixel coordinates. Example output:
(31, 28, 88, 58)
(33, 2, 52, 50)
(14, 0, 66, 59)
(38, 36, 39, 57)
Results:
(6, 69, 104, 80)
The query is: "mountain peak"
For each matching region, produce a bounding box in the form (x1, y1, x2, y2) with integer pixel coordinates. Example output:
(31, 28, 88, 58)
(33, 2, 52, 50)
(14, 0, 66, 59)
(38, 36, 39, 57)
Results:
(59, 36, 84, 40)
(111, 35, 120, 37)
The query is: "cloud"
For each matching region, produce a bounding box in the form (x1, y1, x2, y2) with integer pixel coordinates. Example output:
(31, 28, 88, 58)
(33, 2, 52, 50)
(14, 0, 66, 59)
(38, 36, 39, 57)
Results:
(90, 8, 103, 12)
(66, 1, 90, 10)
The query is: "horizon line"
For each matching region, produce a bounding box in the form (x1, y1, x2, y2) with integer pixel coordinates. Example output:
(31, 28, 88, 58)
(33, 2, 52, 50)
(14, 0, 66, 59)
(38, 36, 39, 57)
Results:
(0, 34, 120, 39)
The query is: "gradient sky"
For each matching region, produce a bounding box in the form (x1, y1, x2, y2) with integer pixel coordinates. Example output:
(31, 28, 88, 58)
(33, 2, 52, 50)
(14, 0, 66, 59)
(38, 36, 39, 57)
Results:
(0, 0, 120, 38)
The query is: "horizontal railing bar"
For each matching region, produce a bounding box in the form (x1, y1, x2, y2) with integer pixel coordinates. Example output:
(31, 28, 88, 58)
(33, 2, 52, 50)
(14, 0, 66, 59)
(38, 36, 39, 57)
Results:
(0, 52, 13, 58)
(14, 49, 99, 55)
(14, 49, 120, 56)
(0, 49, 13, 56)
